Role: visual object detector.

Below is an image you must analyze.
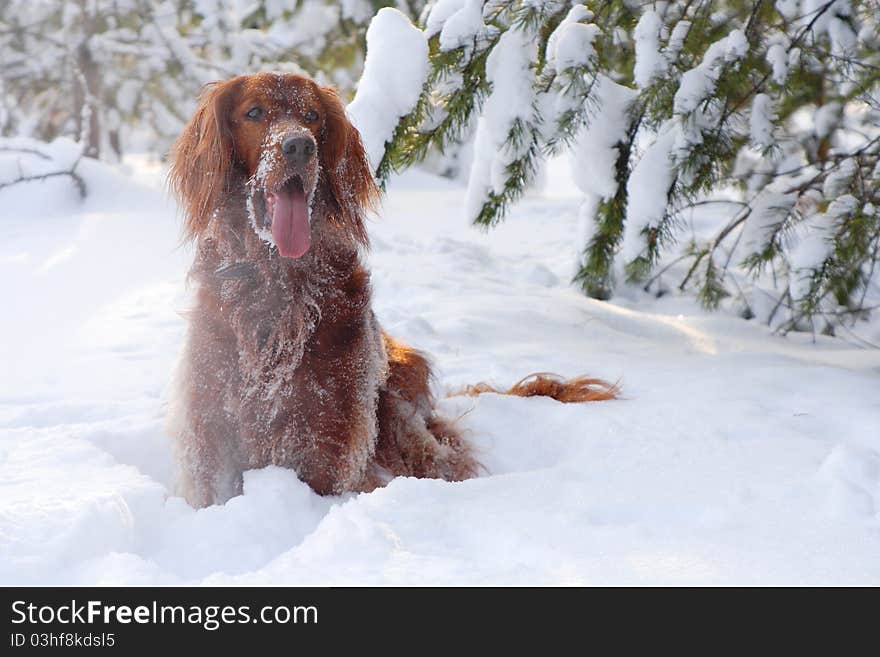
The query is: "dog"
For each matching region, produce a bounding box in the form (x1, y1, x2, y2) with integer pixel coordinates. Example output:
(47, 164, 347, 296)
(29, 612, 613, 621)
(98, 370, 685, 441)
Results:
(168, 72, 616, 507)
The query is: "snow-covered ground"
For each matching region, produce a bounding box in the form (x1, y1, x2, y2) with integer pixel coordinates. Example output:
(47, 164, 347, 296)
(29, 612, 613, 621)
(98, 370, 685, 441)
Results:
(1, 145, 879, 585)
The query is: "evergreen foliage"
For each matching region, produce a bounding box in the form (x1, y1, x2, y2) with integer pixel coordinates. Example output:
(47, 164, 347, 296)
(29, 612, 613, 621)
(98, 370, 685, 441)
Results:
(380, 0, 880, 335)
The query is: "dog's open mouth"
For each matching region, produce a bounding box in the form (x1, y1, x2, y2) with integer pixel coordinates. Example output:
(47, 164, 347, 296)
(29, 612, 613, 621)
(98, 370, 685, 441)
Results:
(259, 175, 311, 259)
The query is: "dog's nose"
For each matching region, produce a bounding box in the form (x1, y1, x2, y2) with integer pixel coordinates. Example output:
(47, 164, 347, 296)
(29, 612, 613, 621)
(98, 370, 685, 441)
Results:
(281, 136, 315, 165)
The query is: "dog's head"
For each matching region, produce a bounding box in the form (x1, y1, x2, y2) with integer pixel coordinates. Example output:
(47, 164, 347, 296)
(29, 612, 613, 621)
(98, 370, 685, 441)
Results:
(169, 72, 377, 258)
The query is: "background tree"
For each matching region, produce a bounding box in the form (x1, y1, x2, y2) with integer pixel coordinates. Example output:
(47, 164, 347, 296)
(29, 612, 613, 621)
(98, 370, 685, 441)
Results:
(0, 0, 425, 158)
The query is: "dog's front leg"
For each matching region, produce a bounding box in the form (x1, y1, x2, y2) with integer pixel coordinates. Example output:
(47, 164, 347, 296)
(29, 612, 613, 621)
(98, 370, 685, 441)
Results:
(169, 302, 244, 508)
(279, 317, 386, 495)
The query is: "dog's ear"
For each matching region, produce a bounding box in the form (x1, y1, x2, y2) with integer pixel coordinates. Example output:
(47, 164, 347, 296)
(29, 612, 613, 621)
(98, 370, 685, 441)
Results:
(318, 84, 379, 247)
(168, 79, 242, 240)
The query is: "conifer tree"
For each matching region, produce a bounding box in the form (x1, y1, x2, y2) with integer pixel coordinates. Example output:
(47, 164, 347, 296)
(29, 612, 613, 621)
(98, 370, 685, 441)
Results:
(379, 0, 880, 336)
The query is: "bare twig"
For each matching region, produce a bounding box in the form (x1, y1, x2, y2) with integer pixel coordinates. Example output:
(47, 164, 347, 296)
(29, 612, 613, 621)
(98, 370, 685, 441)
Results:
(0, 154, 86, 198)
(0, 146, 51, 160)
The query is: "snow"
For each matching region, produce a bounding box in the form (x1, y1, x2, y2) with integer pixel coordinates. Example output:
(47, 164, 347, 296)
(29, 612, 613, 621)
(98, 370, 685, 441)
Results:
(826, 193, 858, 220)
(674, 30, 749, 115)
(340, 0, 374, 23)
(544, 4, 600, 146)
(425, 0, 468, 39)
(780, 1, 857, 59)
(345, 8, 430, 171)
(739, 185, 797, 255)
(666, 20, 691, 63)
(814, 102, 842, 139)
(465, 26, 538, 221)
(826, 9, 858, 58)
(633, 10, 666, 88)
(569, 75, 636, 201)
(2, 146, 880, 585)
(749, 93, 775, 149)
(622, 119, 681, 262)
(437, 0, 488, 52)
(775, 0, 801, 20)
(822, 158, 857, 198)
(0, 137, 85, 187)
(788, 212, 835, 298)
(766, 43, 789, 85)
(546, 7, 599, 72)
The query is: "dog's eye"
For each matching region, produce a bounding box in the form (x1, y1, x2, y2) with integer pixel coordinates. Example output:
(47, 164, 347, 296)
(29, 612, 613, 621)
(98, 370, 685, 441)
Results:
(245, 106, 264, 121)
(303, 109, 319, 123)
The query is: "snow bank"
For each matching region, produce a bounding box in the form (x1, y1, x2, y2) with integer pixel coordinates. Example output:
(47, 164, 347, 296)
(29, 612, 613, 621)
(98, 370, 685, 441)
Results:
(347, 8, 429, 171)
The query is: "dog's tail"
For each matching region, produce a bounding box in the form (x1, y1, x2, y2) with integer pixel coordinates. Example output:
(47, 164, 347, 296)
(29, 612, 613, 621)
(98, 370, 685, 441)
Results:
(452, 372, 619, 403)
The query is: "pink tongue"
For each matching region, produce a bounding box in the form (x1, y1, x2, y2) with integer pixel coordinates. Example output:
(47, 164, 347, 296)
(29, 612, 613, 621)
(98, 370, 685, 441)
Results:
(269, 187, 310, 258)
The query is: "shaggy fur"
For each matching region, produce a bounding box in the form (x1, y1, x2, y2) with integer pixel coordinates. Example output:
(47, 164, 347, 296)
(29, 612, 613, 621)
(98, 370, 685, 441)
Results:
(168, 73, 615, 508)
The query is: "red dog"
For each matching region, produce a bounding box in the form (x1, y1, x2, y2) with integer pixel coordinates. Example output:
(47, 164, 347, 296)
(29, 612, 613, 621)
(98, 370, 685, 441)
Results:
(168, 73, 616, 507)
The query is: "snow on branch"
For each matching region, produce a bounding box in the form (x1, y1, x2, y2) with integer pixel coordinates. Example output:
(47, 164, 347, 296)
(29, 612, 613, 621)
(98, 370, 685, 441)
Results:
(374, 0, 880, 336)
(348, 8, 430, 173)
(465, 23, 541, 225)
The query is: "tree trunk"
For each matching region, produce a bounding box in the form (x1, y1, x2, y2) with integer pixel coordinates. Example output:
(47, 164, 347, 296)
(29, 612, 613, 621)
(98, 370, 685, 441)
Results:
(73, 30, 101, 158)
